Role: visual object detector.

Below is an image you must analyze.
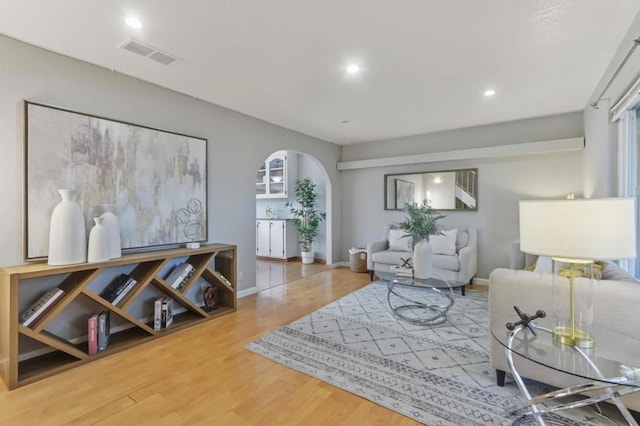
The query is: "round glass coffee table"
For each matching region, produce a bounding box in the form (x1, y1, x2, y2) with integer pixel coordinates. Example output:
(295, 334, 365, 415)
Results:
(376, 271, 458, 326)
(491, 315, 640, 425)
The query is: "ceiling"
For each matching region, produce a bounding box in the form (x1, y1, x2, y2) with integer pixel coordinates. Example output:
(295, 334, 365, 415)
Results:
(1, 1, 639, 145)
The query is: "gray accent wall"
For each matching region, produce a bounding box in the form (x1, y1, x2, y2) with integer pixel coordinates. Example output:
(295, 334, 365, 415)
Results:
(0, 35, 341, 291)
(341, 113, 585, 279)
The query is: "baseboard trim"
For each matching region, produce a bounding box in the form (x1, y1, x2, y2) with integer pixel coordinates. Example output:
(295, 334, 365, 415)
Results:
(472, 277, 489, 286)
(238, 286, 258, 298)
(256, 256, 298, 262)
(292, 257, 327, 265)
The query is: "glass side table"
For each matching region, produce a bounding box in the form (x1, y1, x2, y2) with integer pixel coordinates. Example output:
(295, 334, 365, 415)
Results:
(491, 314, 640, 425)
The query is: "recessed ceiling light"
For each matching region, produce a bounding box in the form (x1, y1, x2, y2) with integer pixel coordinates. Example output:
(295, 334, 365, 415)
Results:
(346, 64, 360, 74)
(483, 89, 496, 97)
(125, 17, 143, 29)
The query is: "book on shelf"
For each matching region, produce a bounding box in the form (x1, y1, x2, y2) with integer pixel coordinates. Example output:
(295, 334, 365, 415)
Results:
(213, 271, 233, 288)
(20, 287, 65, 327)
(100, 274, 137, 305)
(97, 310, 110, 352)
(154, 297, 163, 330)
(110, 277, 137, 305)
(165, 263, 195, 289)
(87, 314, 98, 355)
(161, 297, 174, 328)
(175, 267, 196, 290)
(100, 274, 127, 302)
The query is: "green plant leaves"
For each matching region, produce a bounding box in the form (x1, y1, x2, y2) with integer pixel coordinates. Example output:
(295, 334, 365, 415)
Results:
(285, 178, 326, 252)
(397, 202, 445, 245)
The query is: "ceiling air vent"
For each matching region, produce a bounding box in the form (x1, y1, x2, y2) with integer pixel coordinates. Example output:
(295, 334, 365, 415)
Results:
(117, 38, 182, 66)
(148, 51, 179, 66)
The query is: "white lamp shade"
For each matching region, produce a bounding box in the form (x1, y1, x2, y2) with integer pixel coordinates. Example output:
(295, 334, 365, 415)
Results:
(519, 198, 636, 260)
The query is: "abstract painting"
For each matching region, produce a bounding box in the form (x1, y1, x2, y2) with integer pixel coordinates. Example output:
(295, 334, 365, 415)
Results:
(24, 101, 207, 260)
(394, 179, 415, 209)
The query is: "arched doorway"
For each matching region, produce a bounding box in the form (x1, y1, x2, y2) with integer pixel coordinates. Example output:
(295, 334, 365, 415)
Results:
(254, 150, 332, 291)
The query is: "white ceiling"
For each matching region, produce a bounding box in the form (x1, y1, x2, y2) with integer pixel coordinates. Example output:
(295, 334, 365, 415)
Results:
(1, 1, 639, 144)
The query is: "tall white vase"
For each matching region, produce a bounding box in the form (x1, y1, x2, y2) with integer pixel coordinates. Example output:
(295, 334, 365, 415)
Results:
(413, 239, 433, 279)
(100, 204, 121, 259)
(88, 217, 110, 263)
(48, 189, 87, 265)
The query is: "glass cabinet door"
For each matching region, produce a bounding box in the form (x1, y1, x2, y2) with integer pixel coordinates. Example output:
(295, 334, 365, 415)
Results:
(256, 151, 287, 198)
(256, 161, 267, 196)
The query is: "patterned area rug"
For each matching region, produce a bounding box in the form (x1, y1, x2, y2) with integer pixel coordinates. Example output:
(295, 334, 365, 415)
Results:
(246, 281, 628, 425)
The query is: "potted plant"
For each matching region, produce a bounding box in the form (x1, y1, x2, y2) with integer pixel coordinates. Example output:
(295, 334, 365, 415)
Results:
(397, 202, 445, 279)
(286, 178, 326, 264)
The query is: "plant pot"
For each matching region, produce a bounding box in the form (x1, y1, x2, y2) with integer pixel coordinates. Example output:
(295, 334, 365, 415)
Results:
(301, 251, 315, 264)
(413, 239, 433, 279)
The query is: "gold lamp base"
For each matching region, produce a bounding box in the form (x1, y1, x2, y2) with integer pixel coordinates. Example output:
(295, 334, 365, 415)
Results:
(553, 327, 594, 349)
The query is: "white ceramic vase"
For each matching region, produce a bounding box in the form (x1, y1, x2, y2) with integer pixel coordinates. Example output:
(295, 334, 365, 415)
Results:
(48, 189, 87, 265)
(100, 204, 121, 259)
(413, 239, 433, 279)
(87, 217, 110, 263)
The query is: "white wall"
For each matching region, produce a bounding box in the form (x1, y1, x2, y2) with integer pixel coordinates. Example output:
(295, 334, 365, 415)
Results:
(341, 112, 584, 278)
(0, 35, 341, 291)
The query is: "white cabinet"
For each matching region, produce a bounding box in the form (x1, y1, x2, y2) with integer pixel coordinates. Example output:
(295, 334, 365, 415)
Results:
(256, 151, 296, 199)
(256, 220, 298, 260)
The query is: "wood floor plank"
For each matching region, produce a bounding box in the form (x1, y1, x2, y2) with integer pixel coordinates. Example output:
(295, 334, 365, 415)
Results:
(64, 396, 136, 425)
(0, 267, 426, 425)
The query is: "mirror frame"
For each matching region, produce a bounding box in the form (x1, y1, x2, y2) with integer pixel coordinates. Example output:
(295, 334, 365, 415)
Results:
(384, 168, 478, 211)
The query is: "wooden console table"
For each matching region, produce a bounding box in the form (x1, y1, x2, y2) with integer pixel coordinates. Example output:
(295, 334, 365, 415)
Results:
(0, 244, 236, 390)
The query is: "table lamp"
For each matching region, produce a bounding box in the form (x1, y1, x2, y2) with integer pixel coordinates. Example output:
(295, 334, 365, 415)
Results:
(519, 198, 636, 348)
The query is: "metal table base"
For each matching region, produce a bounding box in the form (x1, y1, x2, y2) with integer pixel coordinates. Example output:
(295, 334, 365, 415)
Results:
(505, 324, 640, 426)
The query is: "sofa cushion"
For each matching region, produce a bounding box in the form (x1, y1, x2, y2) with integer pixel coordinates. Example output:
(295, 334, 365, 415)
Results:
(430, 229, 457, 255)
(433, 254, 460, 271)
(388, 229, 412, 252)
(371, 250, 412, 266)
(455, 230, 469, 253)
(602, 261, 640, 282)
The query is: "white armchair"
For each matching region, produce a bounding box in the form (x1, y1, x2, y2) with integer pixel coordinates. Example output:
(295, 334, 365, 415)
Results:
(366, 225, 478, 288)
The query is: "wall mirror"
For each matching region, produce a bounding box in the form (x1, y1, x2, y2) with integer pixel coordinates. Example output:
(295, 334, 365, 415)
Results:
(384, 168, 478, 211)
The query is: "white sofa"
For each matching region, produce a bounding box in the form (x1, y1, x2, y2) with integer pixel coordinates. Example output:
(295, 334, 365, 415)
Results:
(489, 244, 640, 412)
(366, 225, 477, 288)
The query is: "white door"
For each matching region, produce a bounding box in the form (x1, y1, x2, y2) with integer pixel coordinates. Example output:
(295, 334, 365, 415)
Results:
(256, 220, 271, 257)
(270, 221, 286, 259)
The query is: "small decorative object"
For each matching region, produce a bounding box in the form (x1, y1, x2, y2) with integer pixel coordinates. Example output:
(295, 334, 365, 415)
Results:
(505, 306, 546, 336)
(100, 204, 121, 259)
(286, 178, 326, 264)
(271, 175, 283, 183)
(175, 198, 204, 249)
(397, 202, 445, 279)
(265, 204, 275, 219)
(203, 285, 218, 312)
(48, 189, 87, 265)
(400, 257, 412, 268)
(87, 217, 110, 263)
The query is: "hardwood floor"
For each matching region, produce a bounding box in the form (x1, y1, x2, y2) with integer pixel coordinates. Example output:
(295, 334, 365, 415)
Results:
(255, 259, 331, 291)
(0, 267, 422, 425)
